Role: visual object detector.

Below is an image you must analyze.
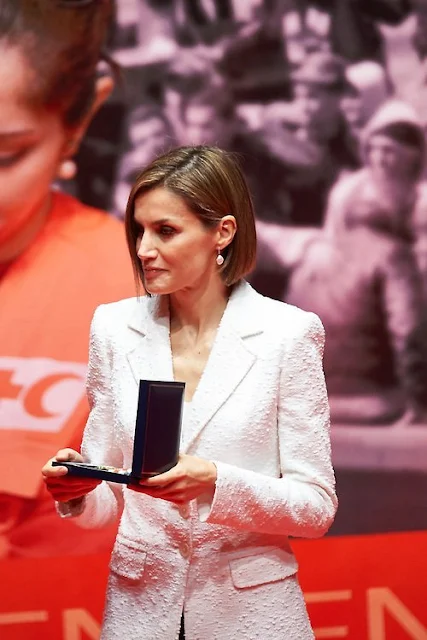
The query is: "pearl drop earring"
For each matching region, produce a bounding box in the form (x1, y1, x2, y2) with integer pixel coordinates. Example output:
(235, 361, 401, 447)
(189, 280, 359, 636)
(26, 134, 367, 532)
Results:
(57, 138, 78, 180)
(216, 249, 224, 266)
(57, 159, 77, 181)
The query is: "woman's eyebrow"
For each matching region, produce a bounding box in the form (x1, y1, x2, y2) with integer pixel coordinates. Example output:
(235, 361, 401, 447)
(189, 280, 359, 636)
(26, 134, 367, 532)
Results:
(136, 217, 174, 225)
(0, 129, 35, 140)
(154, 217, 174, 224)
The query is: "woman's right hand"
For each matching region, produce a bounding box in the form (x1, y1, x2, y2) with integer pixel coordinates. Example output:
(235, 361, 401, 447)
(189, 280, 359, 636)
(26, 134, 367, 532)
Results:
(42, 448, 101, 503)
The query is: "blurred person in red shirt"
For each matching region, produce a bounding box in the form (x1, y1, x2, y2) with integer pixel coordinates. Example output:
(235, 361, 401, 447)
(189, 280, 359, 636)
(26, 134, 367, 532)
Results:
(0, 0, 135, 559)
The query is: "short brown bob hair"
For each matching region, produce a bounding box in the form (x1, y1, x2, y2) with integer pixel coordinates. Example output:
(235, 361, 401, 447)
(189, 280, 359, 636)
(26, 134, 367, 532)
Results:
(125, 145, 257, 289)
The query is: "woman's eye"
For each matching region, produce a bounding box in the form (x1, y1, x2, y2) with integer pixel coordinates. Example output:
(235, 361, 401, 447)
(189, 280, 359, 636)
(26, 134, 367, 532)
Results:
(0, 151, 25, 167)
(159, 226, 176, 236)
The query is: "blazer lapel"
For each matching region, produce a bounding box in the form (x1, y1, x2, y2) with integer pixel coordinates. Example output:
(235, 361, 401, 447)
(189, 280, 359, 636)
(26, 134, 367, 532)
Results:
(182, 282, 264, 453)
(124, 283, 264, 453)
(126, 295, 175, 384)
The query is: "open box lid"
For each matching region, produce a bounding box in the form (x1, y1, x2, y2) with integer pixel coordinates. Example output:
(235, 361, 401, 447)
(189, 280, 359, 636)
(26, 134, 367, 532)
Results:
(132, 379, 185, 477)
(52, 379, 185, 483)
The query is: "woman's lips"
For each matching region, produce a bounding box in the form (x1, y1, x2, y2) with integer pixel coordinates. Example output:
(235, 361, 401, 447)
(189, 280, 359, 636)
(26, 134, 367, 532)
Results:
(143, 267, 165, 279)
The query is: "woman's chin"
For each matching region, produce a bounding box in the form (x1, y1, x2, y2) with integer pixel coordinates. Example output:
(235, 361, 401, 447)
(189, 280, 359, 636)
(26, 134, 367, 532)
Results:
(144, 281, 172, 296)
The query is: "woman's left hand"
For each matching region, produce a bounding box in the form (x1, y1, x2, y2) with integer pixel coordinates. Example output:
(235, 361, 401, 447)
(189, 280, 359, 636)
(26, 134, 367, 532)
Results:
(129, 454, 217, 504)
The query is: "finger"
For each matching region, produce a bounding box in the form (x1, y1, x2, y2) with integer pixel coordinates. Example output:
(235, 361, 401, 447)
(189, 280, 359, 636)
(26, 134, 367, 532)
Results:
(44, 478, 99, 490)
(49, 483, 100, 500)
(139, 475, 174, 487)
(55, 448, 82, 462)
(41, 461, 69, 477)
(139, 466, 182, 487)
(130, 484, 174, 497)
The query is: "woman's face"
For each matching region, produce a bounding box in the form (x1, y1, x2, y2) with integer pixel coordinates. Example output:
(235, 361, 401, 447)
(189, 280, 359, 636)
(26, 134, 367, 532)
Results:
(294, 82, 341, 142)
(134, 187, 223, 296)
(366, 134, 420, 181)
(0, 45, 68, 251)
(182, 104, 228, 147)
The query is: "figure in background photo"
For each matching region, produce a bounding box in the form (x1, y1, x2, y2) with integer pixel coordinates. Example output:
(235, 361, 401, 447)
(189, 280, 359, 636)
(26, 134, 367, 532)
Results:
(112, 47, 230, 220)
(281, 0, 412, 69)
(325, 100, 427, 241)
(287, 220, 427, 426)
(274, 51, 359, 226)
(281, 0, 333, 70)
(155, 49, 349, 299)
(288, 100, 427, 426)
(340, 60, 391, 164)
(113, 105, 173, 218)
(162, 46, 228, 145)
(116, 49, 293, 227)
(217, 0, 293, 105)
(171, 50, 356, 230)
(169, 65, 298, 231)
(168, 74, 306, 307)
(141, 0, 293, 105)
(171, 0, 241, 47)
(0, 0, 135, 559)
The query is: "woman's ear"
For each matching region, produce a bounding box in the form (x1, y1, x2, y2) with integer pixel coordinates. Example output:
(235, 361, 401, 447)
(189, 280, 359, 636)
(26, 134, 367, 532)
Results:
(91, 75, 115, 120)
(217, 215, 237, 251)
(63, 75, 115, 158)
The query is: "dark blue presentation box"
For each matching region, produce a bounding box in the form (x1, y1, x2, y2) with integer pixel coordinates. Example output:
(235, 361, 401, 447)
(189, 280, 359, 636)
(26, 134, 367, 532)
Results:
(52, 380, 185, 484)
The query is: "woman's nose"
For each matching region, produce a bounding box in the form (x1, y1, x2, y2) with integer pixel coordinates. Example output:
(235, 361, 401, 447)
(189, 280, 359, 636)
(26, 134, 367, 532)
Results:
(137, 234, 156, 259)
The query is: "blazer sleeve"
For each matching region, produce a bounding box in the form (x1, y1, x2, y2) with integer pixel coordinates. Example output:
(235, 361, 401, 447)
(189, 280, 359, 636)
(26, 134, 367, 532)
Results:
(199, 312, 338, 538)
(56, 305, 124, 528)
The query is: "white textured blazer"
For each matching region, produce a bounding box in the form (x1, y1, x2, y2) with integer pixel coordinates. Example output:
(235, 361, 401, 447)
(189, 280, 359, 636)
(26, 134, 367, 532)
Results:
(67, 280, 337, 640)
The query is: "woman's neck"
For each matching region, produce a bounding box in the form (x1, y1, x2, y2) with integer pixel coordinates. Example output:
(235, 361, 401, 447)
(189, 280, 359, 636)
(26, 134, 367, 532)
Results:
(0, 193, 52, 264)
(169, 276, 230, 339)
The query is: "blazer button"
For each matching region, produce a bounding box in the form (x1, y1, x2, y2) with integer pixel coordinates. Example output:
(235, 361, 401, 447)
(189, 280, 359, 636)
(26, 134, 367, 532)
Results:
(179, 542, 190, 559)
(179, 504, 190, 519)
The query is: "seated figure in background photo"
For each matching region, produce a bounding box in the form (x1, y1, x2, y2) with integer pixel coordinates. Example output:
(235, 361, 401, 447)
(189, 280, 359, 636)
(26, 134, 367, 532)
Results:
(288, 99, 427, 426)
(286, 214, 427, 426)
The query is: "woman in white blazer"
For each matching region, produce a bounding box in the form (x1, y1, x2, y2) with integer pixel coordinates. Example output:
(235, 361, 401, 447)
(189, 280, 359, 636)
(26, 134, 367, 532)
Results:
(43, 146, 337, 640)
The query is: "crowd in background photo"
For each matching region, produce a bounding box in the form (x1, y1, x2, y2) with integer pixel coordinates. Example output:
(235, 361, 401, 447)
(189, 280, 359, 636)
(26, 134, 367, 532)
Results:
(70, 0, 427, 432)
